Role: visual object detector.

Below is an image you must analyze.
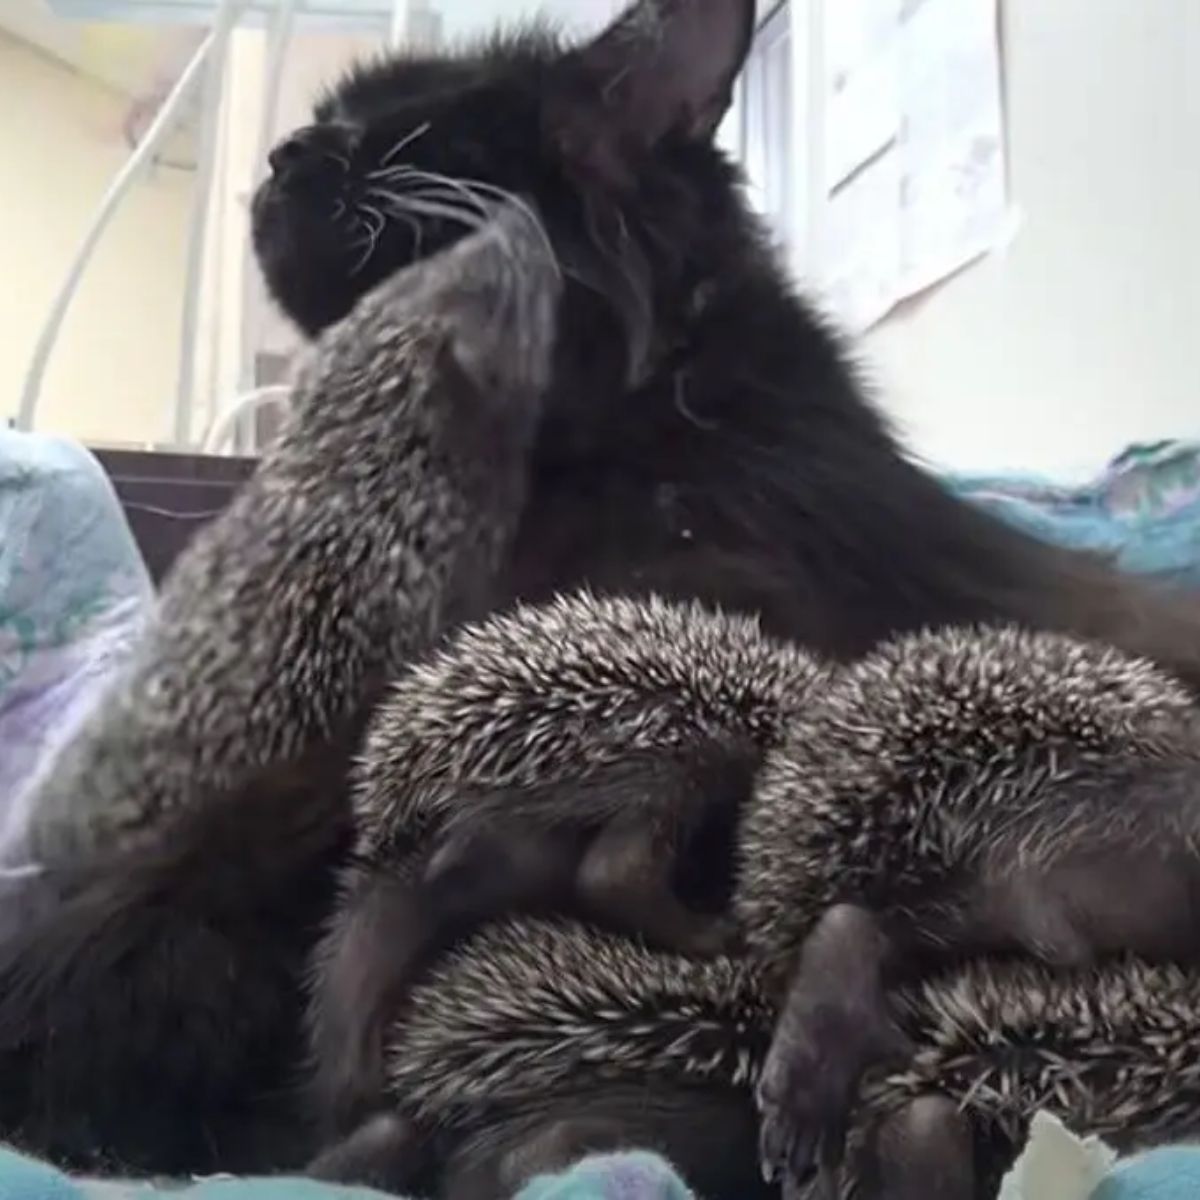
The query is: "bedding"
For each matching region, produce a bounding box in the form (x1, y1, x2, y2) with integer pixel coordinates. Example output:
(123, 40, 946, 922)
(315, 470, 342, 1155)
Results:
(998, 1112, 1200, 1200)
(0, 430, 152, 866)
(0, 1150, 694, 1200)
(2, 1132, 1196, 1200)
(948, 440, 1200, 589)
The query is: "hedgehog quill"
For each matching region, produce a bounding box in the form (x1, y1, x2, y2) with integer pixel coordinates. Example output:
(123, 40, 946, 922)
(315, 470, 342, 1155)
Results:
(313, 616, 1200, 1198)
(737, 625, 1200, 1193)
(311, 590, 826, 1137)
(0, 204, 559, 1173)
(350, 916, 1200, 1200)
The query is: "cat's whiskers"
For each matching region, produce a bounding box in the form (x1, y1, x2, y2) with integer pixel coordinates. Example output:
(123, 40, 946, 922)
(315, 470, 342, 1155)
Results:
(365, 179, 486, 217)
(371, 166, 560, 280)
(348, 204, 386, 275)
(365, 186, 489, 234)
(378, 121, 433, 169)
(368, 173, 492, 237)
(348, 161, 560, 295)
(367, 180, 522, 320)
(380, 202, 425, 258)
(360, 204, 385, 240)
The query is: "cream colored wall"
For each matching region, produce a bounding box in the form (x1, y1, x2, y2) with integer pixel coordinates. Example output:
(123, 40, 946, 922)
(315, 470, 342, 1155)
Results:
(0, 32, 193, 446)
(864, 0, 1200, 478)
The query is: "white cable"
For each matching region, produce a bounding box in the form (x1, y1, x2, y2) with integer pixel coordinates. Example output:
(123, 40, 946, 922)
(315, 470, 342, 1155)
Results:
(15, 28, 220, 433)
(202, 384, 291, 454)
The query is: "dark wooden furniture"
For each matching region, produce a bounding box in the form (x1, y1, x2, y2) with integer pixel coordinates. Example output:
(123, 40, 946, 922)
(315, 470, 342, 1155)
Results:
(93, 449, 257, 585)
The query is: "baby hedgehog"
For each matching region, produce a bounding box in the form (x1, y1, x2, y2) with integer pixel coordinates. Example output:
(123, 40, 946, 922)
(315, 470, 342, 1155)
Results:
(311, 589, 824, 1136)
(17, 203, 559, 867)
(318, 916, 1200, 1200)
(0, 205, 559, 1174)
(733, 625, 1200, 1193)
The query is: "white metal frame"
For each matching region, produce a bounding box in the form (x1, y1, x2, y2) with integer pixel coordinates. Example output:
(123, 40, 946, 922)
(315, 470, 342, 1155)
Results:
(18, 0, 821, 450)
(15, 0, 406, 447)
(724, 0, 825, 282)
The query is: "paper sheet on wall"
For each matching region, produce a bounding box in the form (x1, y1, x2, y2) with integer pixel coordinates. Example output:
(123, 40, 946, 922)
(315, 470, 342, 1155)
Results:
(821, 0, 1013, 332)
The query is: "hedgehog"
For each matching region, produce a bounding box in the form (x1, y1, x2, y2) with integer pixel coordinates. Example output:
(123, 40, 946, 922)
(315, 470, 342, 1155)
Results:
(310, 589, 826, 1136)
(730, 624, 1200, 1192)
(0, 204, 560, 1174)
(15, 203, 559, 868)
(313, 915, 1200, 1200)
(315, 620, 1200, 1193)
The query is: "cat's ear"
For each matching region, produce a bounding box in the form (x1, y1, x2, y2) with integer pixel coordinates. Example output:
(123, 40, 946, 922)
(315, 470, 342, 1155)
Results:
(555, 0, 755, 153)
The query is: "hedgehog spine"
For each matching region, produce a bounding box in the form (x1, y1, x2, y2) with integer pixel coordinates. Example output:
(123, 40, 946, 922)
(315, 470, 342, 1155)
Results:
(0, 205, 558, 1174)
(379, 915, 1200, 1200)
(310, 589, 825, 1137)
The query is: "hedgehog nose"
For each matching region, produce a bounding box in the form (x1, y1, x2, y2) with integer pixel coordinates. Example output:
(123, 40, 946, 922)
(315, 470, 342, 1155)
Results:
(268, 124, 353, 189)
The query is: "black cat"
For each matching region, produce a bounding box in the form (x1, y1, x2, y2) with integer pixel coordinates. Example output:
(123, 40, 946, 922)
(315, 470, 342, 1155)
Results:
(253, 0, 1200, 673)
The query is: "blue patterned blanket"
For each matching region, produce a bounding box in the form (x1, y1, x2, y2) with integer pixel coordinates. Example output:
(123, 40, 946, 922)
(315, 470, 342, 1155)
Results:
(0, 1150, 693, 1200)
(949, 440, 1200, 589)
(2, 1139, 1197, 1200)
(0, 430, 152, 865)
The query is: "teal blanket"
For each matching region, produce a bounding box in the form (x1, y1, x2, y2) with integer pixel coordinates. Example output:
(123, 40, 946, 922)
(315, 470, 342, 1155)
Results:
(0, 1150, 692, 1200)
(949, 440, 1200, 588)
(0, 430, 151, 866)
(3, 1142, 1198, 1200)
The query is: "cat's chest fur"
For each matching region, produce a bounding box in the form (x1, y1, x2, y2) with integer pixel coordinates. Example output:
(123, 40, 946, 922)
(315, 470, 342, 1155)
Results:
(497, 354, 886, 656)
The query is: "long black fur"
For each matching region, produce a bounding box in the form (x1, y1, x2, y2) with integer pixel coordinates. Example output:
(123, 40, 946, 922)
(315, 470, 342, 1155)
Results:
(254, 0, 1200, 675)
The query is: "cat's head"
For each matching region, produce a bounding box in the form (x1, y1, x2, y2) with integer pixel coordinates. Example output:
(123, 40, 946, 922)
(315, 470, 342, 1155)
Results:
(252, 0, 756, 391)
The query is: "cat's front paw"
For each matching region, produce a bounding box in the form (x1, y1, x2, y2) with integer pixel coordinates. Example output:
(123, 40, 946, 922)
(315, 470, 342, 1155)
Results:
(755, 999, 860, 1199)
(756, 905, 911, 1199)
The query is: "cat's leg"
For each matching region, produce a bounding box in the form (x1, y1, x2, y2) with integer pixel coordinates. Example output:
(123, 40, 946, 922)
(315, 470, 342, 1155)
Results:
(574, 808, 739, 956)
(860, 1095, 976, 1200)
(0, 784, 342, 1174)
(306, 1112, 427, 1192)
(311, 828, 577, 1137)
(757, 904, 912, 1197)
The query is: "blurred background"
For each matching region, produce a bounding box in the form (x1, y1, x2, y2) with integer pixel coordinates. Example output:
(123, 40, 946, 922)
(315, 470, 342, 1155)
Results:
(2, 0, 1197, 475)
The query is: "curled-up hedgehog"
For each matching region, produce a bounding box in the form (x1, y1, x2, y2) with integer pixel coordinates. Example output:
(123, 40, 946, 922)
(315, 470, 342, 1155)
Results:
(310, 916, 776, 1200)
(313, 915, 1200, 1200)
(311, 589, 825, 1137)
(0, 205, 559, 1174)
(732, 625, 1200, 1193)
